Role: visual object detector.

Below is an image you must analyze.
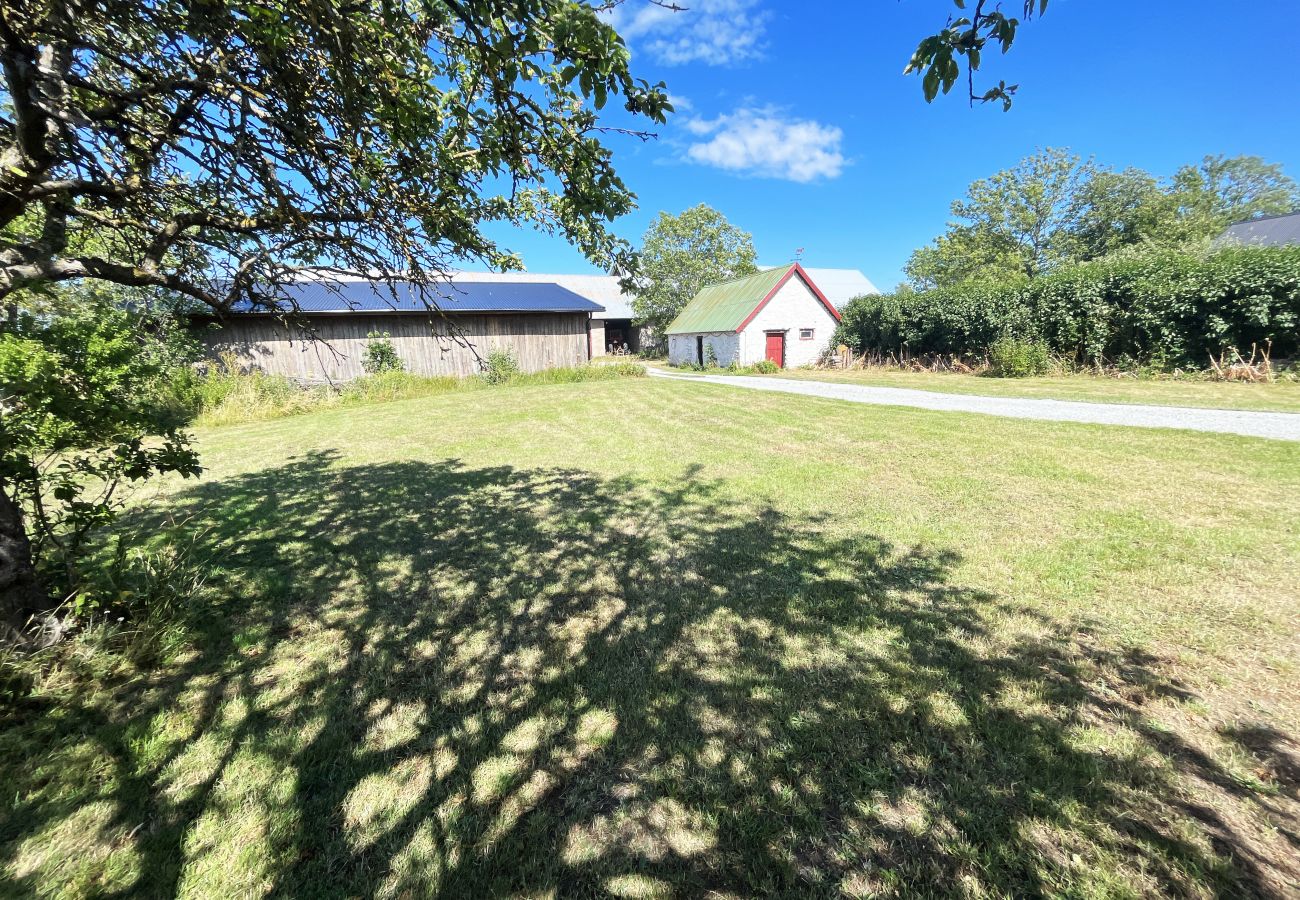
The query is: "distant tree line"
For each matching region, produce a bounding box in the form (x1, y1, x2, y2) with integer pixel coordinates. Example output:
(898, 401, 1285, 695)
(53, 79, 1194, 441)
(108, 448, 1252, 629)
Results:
(905, 150, 1300, 290)
(835, 150, 1300, 369)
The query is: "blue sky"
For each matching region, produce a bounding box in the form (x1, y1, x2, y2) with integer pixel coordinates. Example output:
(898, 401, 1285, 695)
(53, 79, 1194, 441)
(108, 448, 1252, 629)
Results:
(486, 0, 1300, 289)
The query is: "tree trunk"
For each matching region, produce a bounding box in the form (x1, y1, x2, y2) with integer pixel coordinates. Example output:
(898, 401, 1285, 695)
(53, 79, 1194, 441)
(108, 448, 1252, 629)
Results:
(0, 478, 44, 645)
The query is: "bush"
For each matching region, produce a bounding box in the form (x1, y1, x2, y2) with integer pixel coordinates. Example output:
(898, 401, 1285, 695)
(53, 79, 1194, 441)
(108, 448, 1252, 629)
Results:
(835, 246, 1300, 369)
(361, 331, 404, 374)
(751, 358, 779, 374)
(0, 303, 201, 607)
(483, 346, 520, 384)
(987, 337, 1053, 377)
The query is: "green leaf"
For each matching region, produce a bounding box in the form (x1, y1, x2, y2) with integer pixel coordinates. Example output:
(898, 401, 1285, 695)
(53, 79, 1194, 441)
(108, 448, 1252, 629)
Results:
(923, 66, 941, 101)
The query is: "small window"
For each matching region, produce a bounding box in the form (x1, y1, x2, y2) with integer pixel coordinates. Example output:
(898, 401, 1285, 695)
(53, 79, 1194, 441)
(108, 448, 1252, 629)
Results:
(799, 328, 815, 340)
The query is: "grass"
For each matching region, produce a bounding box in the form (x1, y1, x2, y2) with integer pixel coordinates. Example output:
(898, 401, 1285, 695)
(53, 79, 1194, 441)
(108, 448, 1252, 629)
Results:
(3, 378, 1299, 897)
(753, 366, 1300, 413)
(190, 362, 647, 426)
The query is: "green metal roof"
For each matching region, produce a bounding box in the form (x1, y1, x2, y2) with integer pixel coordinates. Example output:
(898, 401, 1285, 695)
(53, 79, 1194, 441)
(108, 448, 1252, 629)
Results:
(665, 266, 793, 335)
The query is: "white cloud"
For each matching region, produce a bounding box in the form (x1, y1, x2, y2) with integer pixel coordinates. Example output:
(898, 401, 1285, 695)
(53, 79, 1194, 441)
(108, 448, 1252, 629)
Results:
(607, 0, 769, 66)
(682, 108, 846, 183)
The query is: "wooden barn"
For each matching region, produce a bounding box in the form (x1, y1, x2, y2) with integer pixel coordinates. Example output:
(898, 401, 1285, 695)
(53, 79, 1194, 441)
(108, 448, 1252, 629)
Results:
(194, 279, 603, 381)
(665, 264, 842, 369)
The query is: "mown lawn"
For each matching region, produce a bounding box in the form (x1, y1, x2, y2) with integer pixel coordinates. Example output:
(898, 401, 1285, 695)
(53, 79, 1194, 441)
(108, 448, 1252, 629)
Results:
(3, 378, 1298, 898)
(758, 366, 1300, 413)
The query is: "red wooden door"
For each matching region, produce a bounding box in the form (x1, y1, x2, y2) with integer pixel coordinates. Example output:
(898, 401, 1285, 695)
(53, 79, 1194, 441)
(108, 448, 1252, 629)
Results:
(764, 332, 785, 367)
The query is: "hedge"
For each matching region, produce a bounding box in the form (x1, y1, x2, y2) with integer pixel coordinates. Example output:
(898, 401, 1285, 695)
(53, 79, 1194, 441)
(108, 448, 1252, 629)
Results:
(835, 246, 1300, 367)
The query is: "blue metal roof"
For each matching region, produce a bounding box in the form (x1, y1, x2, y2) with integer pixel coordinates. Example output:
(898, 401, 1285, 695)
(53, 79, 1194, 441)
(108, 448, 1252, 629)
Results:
(231, 279, 603, 314)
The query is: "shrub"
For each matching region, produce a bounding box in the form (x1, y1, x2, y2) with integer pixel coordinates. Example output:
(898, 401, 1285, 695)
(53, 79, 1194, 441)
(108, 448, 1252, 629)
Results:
(835, 246, 1300, 369)
(361, 331, 404, 374)
(987, 336, 1053, 377)
(483, 346, 520, 384)
(751, 358, 780, 374)
(0, 304, 201, 609)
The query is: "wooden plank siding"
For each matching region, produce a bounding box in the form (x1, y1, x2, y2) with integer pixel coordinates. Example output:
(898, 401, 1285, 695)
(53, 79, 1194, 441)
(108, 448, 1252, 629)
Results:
(198, 312, 590, 381)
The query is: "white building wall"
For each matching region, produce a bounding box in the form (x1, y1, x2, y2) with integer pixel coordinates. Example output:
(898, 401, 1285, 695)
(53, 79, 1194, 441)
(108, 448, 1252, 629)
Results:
(738, 275, 838, 367)
(667, 331, 740, 366)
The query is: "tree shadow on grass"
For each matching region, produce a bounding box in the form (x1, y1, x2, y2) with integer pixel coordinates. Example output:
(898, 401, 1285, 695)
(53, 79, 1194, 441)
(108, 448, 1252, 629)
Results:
(2, 450, 1296, 897)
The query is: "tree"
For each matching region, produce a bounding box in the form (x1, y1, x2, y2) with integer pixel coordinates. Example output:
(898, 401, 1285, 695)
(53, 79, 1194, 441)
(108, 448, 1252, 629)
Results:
(628, 204, 758, 340)
(1, 0, 670, 304)
(0, 299, 200, 642)
(1172, 155, 1300, 233)
(906, 148, 1091, 288)
(0, 0, 671, 638)
(1064, 167, 1182, 260)
(904, 228, 1026, 291)
(906, 1, 1049, 110)
(905, 150, 1300, 289)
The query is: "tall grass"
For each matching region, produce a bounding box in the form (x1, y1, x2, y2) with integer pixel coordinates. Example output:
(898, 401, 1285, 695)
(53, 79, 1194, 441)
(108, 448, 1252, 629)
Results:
(186, 362, 646, 426)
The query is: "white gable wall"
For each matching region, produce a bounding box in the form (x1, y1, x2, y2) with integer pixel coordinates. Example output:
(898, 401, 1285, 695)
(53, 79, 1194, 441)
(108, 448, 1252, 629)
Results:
(667, 331, 740, 366)
(738, 275, 837, 367)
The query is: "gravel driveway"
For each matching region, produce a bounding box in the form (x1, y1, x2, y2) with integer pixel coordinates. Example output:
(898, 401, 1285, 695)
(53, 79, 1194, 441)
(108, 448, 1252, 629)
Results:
(649, 370, 1300, 442)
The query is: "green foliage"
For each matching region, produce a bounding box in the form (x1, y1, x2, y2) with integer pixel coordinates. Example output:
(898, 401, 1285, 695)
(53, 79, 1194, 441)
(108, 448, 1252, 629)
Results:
(987, 336, 1053, 377)
(906, 1, 1049, 110)
(1174, 155, 1300, 233)
(1065, 167, 1185, 261)
(361, 332, 404, 375)
(483, 347, 521, 384)
(840, 246, 1300, 369)
(2, 0, 672, 307)
(628, 205, 758, 340)
(751, 359, 780, 374)
(908, 150, 1300, 290)
(0, 304, 201, 596)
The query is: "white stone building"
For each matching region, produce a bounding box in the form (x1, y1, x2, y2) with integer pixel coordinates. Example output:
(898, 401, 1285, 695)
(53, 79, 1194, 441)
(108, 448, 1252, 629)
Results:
(665, 264, 842, 368)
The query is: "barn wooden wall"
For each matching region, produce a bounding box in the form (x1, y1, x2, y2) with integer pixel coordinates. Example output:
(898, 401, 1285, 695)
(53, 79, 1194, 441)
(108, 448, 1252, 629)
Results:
(198, 313, 589, 381)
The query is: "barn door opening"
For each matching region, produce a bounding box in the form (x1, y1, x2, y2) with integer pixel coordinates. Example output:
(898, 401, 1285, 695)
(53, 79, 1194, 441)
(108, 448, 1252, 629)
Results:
(696, 336, 705, 366)
(764, 331, 785, 368)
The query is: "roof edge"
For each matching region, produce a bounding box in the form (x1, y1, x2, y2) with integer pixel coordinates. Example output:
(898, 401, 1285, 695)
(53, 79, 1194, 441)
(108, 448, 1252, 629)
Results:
(1224, 209, 1300, 228)
(734, 263, 841, 333)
